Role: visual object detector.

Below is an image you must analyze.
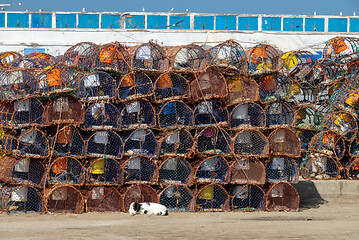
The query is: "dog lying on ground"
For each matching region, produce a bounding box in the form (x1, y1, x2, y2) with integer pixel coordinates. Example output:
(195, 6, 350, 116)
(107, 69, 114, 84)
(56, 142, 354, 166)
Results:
(129, 202, 168, 216)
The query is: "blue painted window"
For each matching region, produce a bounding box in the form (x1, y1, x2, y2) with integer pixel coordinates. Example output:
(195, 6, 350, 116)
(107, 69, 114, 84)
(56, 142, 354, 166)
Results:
(350, 18, 359, 32)
(194, 16, 214, 30)
(8, 13, 29, 28)
(262, 17, 281, 31)
(283, 18, 303, 31)
(238, 17, 258, 31)
(169, 15, 190, 29)
(147, 15, 167, 29)
(56, 14, 76, 28)
(24, 48, 45, 55)
(0, 13, 5, 27)
(216, 16, 236, 30)
(101, 14, 121, 29)
(328, 18, 348, 32)
(78, 14, 99, 28)
(125, 15, 145, 29)
(305, 18, 325, 32)
(31, 13, 52, 28)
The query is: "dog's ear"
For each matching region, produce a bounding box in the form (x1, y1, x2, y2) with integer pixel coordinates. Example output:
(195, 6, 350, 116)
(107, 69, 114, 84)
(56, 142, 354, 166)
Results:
(134, 202, 141, 212)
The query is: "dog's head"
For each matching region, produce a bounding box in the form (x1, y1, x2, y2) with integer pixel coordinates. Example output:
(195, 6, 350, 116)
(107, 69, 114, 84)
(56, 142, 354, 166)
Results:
(129, 202, 141, 216)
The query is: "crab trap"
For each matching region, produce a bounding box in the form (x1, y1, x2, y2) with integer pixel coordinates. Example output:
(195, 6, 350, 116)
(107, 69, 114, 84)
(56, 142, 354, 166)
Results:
(247, 44, 283, 75)
(194, 100, 228, 128)
(294, 106, 324, 131)
(123, 155, 158, 184)
(322, 111, 358, 141)
(86, 186, 123, 212)
(295, 129, 317, 152)
(169, 44, 208, 71)
(317, 82, 343, 106)
(124, 128, 158, 157)
(323, 37, 359, 64)
(122, 184, 158, 212)
(281, 50, 317, 75)
(268, 128, 301, 158)
(47, 157, 85, 185)
(265, 182, 299, 212)
(345, 158, 359, 180)
(154, 72, 189, 102)
(265, 157, 299, 183)
(229, 158, 266, 185)
(86, 130, 123, 159)
(194, 156, 230, 184)
(258, 74, 294, 104)
(157, 100, 193, 130)
(0, 51, 22, 67)
(309, 130, 345, 160)
(158, 158, 193, 185)
(159, 130, 194, 158)
(10, 97, 44, 128)
(83, 102, 120, 130)
(226, 75, 260, 106)
(53, 126, 85, 157)
(0, 185, 43, 213)
(290, 82, 318, 107)
(86, 158, 122, 185)
(233, 130, 269, 157)
(45, 95, 84, 125)
(231, 184, 265, 211)
(25, 52, 56, 67)
(159, 185, 194, 212)
(349, 136, 359, 158)
(0, 69, 37, 100)
(265, 101, 295, 129)
(195, 126, 232, 156)
(132, 41, 168, 71)
(78, 71, 116, 102)
(63, 42, 98, 69)
(306, 59, 344, 87)
(301, 153, 340, 180)
(195, 184, 230, 212)
(45, 185, 84, 214)
(0, 101, 13, 127)
(9, 56, 50, 70)
(117, 71, 153, 101)
(119, 100, 155, 130)
(331, 89, 359, 117)
(229, 102, 265, 130)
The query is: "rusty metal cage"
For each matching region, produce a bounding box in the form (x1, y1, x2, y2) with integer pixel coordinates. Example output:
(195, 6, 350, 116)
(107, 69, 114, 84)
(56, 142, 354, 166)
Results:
(24, 52, 56, 69)
(281, 50, 317, 75)
(0, 101, 13, 127)
(123, 184, 158, 212)
(195, 184, 230, 212)
(159, 185, 194, 212)
(45, 185, 84, 214)
(123, 155, 158, 184)
(86, 130, 123, 159)
(194, 100, 228, 128)
(63, 42, 98, 69)
(265, 157, 299, 183)
(345, 158, 359, 180)
(195, 126, 232, 156)
(230, 158, 266, 185)
(83, 102, 120, 130)
(265, 101, 295, 129)
(53, 126, 85, 157)
(323, 37, 359, 63)
(86, 186, 123, 212)
(268, 127, 301, 158)
(322, 111, 358, 141)
(295, 106, 324, 131)
(309, 130, 346, 160)
(226, 75, 260, 106)
(265, 182, 299, 212)
(247, 44, 283, 75)
(45, 95, 84, 125)
(10, 97, 44, 128)
(86, 158, 122, 185)
(154, 72, 189, 102)
(117, 71, 153, 101)
(158, 157, 193, 185)
(233, 130, 269, 157)
(157, 100, 193, 130)
(78, 71, 116, 102)
(119, 99, 155, 130)
(124, 129, 158, 158)
(290, 82, 318, 107)
(231, 184, 265, 211)
(302, 153, 340, 180)
(132, 41, 168, 71)
(47, 157, 85, 185)
(0, 69, 37, 100)
(159, 130, 194, 158)
(8, 57, 48, 70)
(229, 102, 266, 130)
(0, 51, 22, 67)
(258, 73, 294, 104)
(331, 89, 359, 117)
(169, 44, 208, 71)
(194, 156, 230, 184)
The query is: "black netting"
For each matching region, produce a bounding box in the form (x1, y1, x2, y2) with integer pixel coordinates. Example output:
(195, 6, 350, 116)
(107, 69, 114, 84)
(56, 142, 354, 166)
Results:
(0, 101, 13, 127)
(53, 126, 85, 157)
(258, 73, 293, 104)
(78, 71, 116, 102)
(159, 130, 194, 157)
(196, 126, 232, 156)
(48, 157, 85, 185)
(194, 100, 228, 127)
(158, 158, 193, 185)
(0, 51, 22, 67)
(86, 130, 123, 159)
(124, 129, 158, 158)
(195, 156, 230, 184)
(172, 44, 208, 71)
(265, 157, 299, 183)
(157, 100, 193, 130)
(11, 98, 44, 128)
(317, 83, 343, 106)
(62, 42, 98, 69)
(83, 102, 120, 130)
(195, 184, 230, 211)
(86, 158, 122, 185)
(118, 71, 153, 101)
(154, 72, 189, 102)
(133, 42, 167, 71)
(0, 70, 37, 100)
(233, 130, 268, 157)
(159, 185, 194, 211)
(123, 155, 158, 184)
(120, 100, 155, 130)
(290, 82, 318, 106)
(295, 106, 324, 131)
(323, 37, 359, 62)
(231, 184, 265, 211)
(295, 129, 317, 152)
(322, 111, 358, 141)
(265, 101, 295, 128)
(229, 101, 266, 130)
(282, 50, 317, 75)
(345, 158, 359, 180)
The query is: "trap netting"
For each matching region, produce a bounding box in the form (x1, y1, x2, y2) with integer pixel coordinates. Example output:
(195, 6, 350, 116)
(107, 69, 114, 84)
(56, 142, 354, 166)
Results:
(0, 69, 37, 100)
(265, 157, 299, 183)
(25, 52, 56, 67)
(53, 126, 85, 157)
(317, 82, 344, 106)
(233, 130, 269, 157)
(8, 56, 49, 70)
(47, 157, 85, 185)
(290, 82, 318, 107)
(0, 156, 45, 187)
(132, 41, 168, 71)
(195, 126, 232, 156)
(229, 101, 266, 130)
(86, 186, 123, 212)
(194, 156, 230, 184)
(0, 185, 43, 213)
(226, 75, 260, 106)
(322, 111, 358, 141)
(10, 97, 45, 128)
(159, 185, 194, 212)
(281, 50, 317, 76)
(331, 89, 359, 118)
(345, 158, 359, 180)
(194, 100, 228, 128)
(306, 59, 345, 87)
(62, 42, 98, 69)
(45, 185, 84, 214)
(301, 153, 340, 180)
(123, 155, 158, 184)
(265, 101, 295, 129)
(119, 100, 155, 130)
(83, 102, 120, 130)
(154, 72, 189, 103)
(195, 184, 230, 211)
(258, 73, 294, 104)
(0, 101, 13, 127)
(295, 129, 316, 152)
(123, 184, 158, 212)
(247, 44, 283, 75)
(78, 71, 116, 102)
(170, 44, 208, 71)
(0, 51, 22, 67)
(158, 157, 193, 185)
(265, 182, 299, 212)
(45, 95, 84, 125)
(159, 130, 194, 158)
(86, 158, 122, 185)
(309, 130, 345, 160)
(124, 128, 158, 158)
(323, 37, 359, 63)
(231, 184, 265, 211)
(157, 100, 194, 130)
(86, 130, 123, 159)
(230, 158, 266, 185)
(349, 136, 359, 158)
(117, 71, 153, 101)
(190, 67, 228, 102)
(294, 106, 324, 131)
(268, 128, 301, 158)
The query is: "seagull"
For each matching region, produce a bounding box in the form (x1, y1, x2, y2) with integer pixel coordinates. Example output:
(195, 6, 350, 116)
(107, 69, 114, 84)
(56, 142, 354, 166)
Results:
(39, 9, 42, 12)
(354, 12, 356, 16)
(82, 8, 86, 12)
(142, 7, 145, 12)
(1, 8, 4, 11)
(185, 9, 189, 13)
(340, 12, 343, 16)
(18, 2, 22, 5)
(169, 8, 174, 12)
(314, 11, 316, 15)
(166, 20, 184, 28)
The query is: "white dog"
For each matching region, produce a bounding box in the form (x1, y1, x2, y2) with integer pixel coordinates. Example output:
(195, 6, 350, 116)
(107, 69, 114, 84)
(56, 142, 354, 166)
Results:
(129, 202, 168, 216)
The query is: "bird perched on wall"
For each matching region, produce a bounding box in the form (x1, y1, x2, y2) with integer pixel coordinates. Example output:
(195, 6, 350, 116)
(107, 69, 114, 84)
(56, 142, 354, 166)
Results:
(169, 8, 174, 13)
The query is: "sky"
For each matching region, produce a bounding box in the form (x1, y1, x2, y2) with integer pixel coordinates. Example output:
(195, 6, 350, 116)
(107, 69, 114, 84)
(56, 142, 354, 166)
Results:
(1, 0, 358, 16)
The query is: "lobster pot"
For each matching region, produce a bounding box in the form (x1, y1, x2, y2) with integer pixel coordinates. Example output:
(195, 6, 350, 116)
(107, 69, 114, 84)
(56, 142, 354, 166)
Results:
(45, 186, 84, 214)
(322, 111, 358, 141)
(0, 51, 22, 67)
(265, 157, 299, 183)
(349, 136, 359, 158)
(229, 102, 265, 130)
(0, 186, 42, 213)
(8, 57, 44, 70)
(86, 130, 123, 159)
(195, 184, 230, 212)
(302, 153, 340, 180)
(265, 182, 299, 212)
(48, 157, 85, 185)
(11, 98, 44, 128)
(78, 72, 116, 102)
(159, 185, 194, 212)
(196, 126, 232, 156)
(190, 68, 228, 101)
(345, 158, 359, 180)
(290, 82, 318, 106)
(295, 106, 323, 131)
(347, 70, 359, 88)
(170, 44, 208, 71)
(159, 130, 194, 157)
(157, 100, 193, 130)
(231, 184, 265, 211)
(323, 37, 359, 62)
(23, 52, 56, 69)
(63, 42, 98, 69)
(317, 82, 343, 106)
(83, 102, 120, 130)
(233, 130, 269, 157)
(230, 158, 266, 185)
(86, 158, 122, 185)
(258, 74, 294, 104)
(86, 186, 123, 212)
(226, 75, 259, 105)
(53, 126, 85, 157)
(0, 156, 45, 187)
(247, 44, 283, 75)
(268, 128, 301, 157)
(281, 50, 317, 74)
(45, 95, 84, 125)
(265, 101, 295, 129)
(195, 156, 230, 184)
(124, 129, 158, 157)
(0, 101, 13, 127)
(123, 155, 158, 184)
(309, 130, 345, 160)
(120, 100, 155, 130)
(0, 70, 37, 100)
(154, 72, 189, 102)
(295, 129, 317, 152)
(118, 71, 153, 101)
(132, 42, 167, 71)
(332, 89, 359, 117)
(158, 158, 193, 185)
(123, 184, 158, 211)
(310, 59, 344, 87)
(194, 100, 228, 127)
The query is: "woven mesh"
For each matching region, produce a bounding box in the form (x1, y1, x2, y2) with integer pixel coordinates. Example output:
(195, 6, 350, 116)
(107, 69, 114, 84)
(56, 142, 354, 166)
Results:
(0, 101, 13, 127)
(302, 153, 340, 180)
(322, 111, 358, 141)
(157, 100, 193, 130)
(349, 136, 359, 157)
(117, 71, 153, 101)
(226, 75, 259, 105)
(8, 57, 44, 70)
(311, 59, 345, 87)
(123, 184, 158, 211)
(158, 158, 193, 185)
(247, 44, 283, 75)
(231, 184, 265, 211)
(345, 158, 359, 180)
(258, 73, 294, 104)
(124, 129, 158, 157)
(86, 158, 122, 185)
(159, 130, 194, 157)
(0, 69, 37, 100)
(295, 129, 317, 152)
(86, 130, 123, 159)
(230, 158, 266, 185)
(123, 155, 158, 184)
(171, 44, 208, 71)
(62, 42, 98, 69)
(83, 102, 120, 130)
(233, 130, 269, 157)
(295, 106, 324, 131)
(281, 50, 317, 75)
(323, 37, 359, 62)
(290, 82, 318, 107)
(265, 101, 295, 129)
(317, 83, 344, 107)
(10, 97, 44, 128)
(53, 126, 85, 157)
(195, 184, 230, 211)
(86, 186, 123, 212)
(132, 42, 167, 71)
(268, 128, 301, 157)
(309, 130, 345, 160)
(193, 100, 228, 128)
(332, 89, 359, 117)
(0, 51, 22, 67)
(47, 157, 85, 185)
(265, 157, 299, 183)
(196, 126, 232, 156)
(45, 95, 84, 125)
(78, 71, 116, 102)
(24, 52, 56, 68)
(159, 185, 194, 211)
(195, 156, 230, 184)
(154, 72, 189, 102)
(120, 100, 155, 130)
(45, 185, 84, 214)
(229, 102, 266, 130)
(265, 182, 299, 212)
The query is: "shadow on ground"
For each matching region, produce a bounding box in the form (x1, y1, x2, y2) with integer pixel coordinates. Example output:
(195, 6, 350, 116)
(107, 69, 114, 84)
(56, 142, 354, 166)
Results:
(294, 180, 327, 210)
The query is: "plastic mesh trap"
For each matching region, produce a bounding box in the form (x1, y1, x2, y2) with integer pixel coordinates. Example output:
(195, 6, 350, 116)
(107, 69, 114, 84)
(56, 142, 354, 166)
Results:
(62, 42, 98, 69)
(86, 130, 123, 159)
(195, 126, 232, 156)
(86, 186, 123, 212)
(117, 71, 153, 101)
(226, 75, 259, 105)
(194, 156, 230, 184)
(268, 128, 301, 158)
(265, 182, 299, 212)
(157, 100, 194, 130)
(258, 74, 294, 104)
(154, 72, 189, 103)
(86, 158, 122, 185)
(132, 42, 168, 71)
(247, 44, 283, 75)
(120, 100, 155, 130)
(158, 157, 193, 185)
(195, 184, 230, 212)
(10, 97, 44, 128)
(47, 157, 85, 185)
(159, 130, 194, 158)
(83, 102, 120, 130)
(123, 155, 158, 184)
(322, 111, 358, 141)
(265, 101, 295, 129)
(309, 130, 345, 160)
(230, 158, 266, 185)
(231, 184, 265, 211)
(45, 185, 84, 214)
(45, 95, 84, 125)
(229, 101, 266, 130)
(301, 153, 340, 180)
(265, 157, 299, 183)
(0, 69, 37, 100)
(124, 128, 158, 158)
(169, 44, 208, 71)
(233, 130, 269, 157)
(123, 184, 158, 212)
(194, 100, 228, 128)
(159, 185, 194, 212)
(78, 71, 116, 102)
